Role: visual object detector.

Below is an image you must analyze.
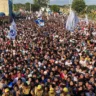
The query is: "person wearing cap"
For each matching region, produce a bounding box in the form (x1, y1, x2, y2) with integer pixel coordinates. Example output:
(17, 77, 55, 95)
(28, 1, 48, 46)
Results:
(49, 87, 56, 96)
(35, 85, 43, 96)
(30, 83, 39, 96)
(22, 83, 31, 96)
(2, 88, 12, 96)
(60, 87, 70, 96)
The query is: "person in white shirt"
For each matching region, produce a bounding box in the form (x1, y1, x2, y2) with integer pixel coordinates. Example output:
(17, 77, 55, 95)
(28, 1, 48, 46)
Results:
(79, 58, 86, 67)
(65, 60, 72, 66)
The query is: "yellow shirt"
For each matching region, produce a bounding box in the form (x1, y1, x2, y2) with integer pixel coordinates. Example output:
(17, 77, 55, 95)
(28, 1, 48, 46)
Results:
(85, 57, 90, 61)
(35, 90, 43, 96)
(23, 87, 30, 95)
(35, 87, 38, 95)
(2, 94, 12, 96)
(49, 92, 55, 96)
(60, 94, 70, 96)
(87, 40, 90, 45)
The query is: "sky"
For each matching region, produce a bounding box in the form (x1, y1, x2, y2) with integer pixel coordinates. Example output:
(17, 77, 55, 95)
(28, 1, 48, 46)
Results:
(13, 0, 96, 5)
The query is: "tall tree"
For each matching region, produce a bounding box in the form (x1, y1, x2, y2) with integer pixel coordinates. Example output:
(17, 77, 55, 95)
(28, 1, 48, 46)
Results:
(14, 4, 25, 11)
(34, 0, 49, 6)
(72, 0, 86, 13)
(50, 5, 60, 12)
(32, 4, 40, 12)
(25, 2, 30, 11)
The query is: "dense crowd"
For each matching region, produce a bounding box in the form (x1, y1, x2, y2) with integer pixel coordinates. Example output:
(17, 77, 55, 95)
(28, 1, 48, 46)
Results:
(0, 14, 96, 96)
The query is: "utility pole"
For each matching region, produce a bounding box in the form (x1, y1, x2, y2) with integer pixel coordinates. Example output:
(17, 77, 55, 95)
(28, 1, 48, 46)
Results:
(30, 0, 33, 13)
(30, 3, 31, 13)
(69, 0, 72, 12)
(38, 0, 40, 5)
(70, 0, 72, 8)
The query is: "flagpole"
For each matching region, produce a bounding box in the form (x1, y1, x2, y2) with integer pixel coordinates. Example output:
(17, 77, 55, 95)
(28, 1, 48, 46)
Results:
(30, 3, 31, 13)
(69, 0, 71, 7)
(12, 0, 14, 11)
(69, 0, 71, 13)
(70, 0, 72, 8)
(30, 0, 33, 13)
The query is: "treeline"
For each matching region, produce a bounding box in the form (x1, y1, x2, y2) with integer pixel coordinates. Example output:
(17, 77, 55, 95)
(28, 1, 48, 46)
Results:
(13, 3, 61, 12)
(87, 5, 96, 13)
(14, 3, 40, 12)
(14, 4, 25, 11)
(13, 3, 96, 13)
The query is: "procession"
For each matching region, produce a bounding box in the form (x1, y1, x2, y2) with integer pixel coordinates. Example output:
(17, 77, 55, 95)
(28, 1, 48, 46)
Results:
(0, 0, 96, 96)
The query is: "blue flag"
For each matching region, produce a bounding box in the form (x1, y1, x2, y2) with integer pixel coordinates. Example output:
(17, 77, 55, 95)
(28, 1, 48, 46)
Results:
(35, 18, 44, 27)
(7, 20, 17, 39)
(66, 9, 79, 31)
(8, 82, 13, 88)
(11, 20, 17, 30)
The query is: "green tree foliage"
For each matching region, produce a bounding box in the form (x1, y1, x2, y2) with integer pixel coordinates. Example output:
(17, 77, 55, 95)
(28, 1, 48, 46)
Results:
(14, 4, 25, 11)
(34, 0, 39, 4)
(13, 3, 40, 12)
(87, 5, 96, 13)
(50, 5, 60, 12)
(72, 0, 86, 13)
(32, 4, 40, 12)
(25, 2, 30, 11)
(34, 0, 49, 6)
(87, 5, 96, 20)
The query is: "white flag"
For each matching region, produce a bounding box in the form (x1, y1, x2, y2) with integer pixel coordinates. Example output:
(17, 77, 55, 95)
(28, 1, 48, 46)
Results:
(85, 14, 89, 25)
(7, 20, 17, 39)
(66, 9, 79, 31)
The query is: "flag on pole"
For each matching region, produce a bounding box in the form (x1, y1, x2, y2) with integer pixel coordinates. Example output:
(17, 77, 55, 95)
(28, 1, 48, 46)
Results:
(66, 9, 79, 31)
(7, 20, 17, 39)
(85, 14, 89, 25)
(35, 18, 45, 27)
(11, 20, 16, 30)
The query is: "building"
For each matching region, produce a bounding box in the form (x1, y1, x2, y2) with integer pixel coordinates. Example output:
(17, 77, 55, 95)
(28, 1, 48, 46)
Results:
(0, 0, 13, 16)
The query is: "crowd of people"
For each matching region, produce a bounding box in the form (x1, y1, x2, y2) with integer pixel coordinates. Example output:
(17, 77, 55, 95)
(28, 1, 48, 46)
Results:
(0, 13, 96, 96)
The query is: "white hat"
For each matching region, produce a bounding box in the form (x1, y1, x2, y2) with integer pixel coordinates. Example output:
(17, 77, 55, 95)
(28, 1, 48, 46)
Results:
(28, 74, 32, 78)
(44, 71, 47, 75)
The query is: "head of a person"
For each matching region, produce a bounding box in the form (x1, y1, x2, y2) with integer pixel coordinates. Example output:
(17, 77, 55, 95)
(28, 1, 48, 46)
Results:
(63, 87, 69, 94)
(4, 88, 10, 95)
(37, 85, 42, 91)
(49, 87, 55, 94)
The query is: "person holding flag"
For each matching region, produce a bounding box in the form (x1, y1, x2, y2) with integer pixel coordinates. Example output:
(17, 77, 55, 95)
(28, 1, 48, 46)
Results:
(7, 20, 17, 40)
(85, 14, 89, 25)
(35, 18, 45, 27)
(66, 8, 79, 31)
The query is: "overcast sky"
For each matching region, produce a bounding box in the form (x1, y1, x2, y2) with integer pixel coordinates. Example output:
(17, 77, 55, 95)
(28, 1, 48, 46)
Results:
(13, 0, 96, 5)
